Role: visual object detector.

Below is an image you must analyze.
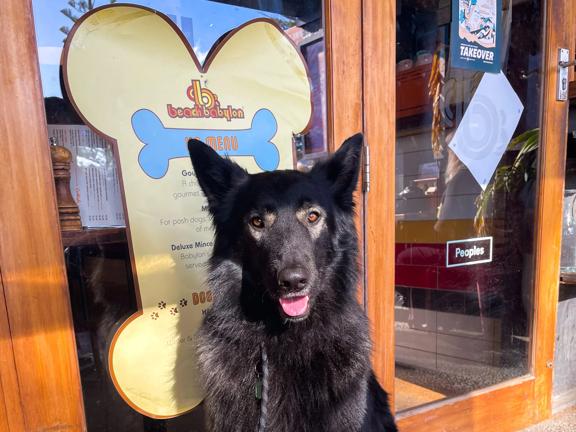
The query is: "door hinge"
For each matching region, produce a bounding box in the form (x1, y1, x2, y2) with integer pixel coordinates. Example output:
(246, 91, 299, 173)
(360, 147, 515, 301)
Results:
(362, 143, 370, 193)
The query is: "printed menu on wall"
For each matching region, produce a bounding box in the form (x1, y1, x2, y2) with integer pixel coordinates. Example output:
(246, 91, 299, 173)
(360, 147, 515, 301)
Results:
(48, 125, 125, 228)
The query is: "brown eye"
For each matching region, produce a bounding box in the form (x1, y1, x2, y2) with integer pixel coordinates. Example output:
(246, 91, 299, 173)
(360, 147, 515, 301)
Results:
(250, 216, 264, 229)
(307, 211, 320, 224)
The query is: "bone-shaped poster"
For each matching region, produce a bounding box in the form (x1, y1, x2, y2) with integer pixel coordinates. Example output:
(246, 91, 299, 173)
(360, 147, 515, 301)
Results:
(63, 5, 312, 418)
(133, 108, 280, 178)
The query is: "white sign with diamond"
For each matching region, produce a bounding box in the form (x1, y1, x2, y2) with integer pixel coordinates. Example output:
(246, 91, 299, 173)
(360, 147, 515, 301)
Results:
(449, 71, 524, 190)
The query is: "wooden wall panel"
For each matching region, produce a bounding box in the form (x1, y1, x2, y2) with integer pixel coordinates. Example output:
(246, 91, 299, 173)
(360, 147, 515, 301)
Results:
(0, 272, 25, 432)
(362, 0, 397, 402)
(552, 293, 576, 398)
(0, 0, 85, 430)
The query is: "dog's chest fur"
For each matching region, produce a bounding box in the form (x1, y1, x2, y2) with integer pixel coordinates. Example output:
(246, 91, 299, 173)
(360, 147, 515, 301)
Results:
(197, 300, 371, 432)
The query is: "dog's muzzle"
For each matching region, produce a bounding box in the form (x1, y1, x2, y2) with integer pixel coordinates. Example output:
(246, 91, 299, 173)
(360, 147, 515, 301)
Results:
(277, 267, 310, 318)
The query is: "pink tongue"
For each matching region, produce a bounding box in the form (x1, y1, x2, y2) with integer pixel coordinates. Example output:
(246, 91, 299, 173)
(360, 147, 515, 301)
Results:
(279, 295, 309, 317)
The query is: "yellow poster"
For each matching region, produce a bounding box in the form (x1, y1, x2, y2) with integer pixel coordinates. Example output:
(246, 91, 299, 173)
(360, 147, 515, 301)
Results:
(63, 5, 312, 418)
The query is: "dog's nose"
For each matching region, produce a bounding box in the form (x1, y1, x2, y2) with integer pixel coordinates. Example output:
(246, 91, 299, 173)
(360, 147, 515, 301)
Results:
(277, 267, 309, 292)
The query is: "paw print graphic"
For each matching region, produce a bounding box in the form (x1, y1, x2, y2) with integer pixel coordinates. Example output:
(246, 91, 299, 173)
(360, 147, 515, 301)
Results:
(151, 312, 159, 320)
(158, 301, 166, 310)
(179, 298, 188, 308)
(170, 307, 179, 316)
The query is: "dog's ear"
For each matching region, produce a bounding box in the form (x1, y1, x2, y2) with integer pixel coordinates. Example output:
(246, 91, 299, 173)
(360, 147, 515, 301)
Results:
(188, 139, 247, 211)
(311, 133, 363, 211)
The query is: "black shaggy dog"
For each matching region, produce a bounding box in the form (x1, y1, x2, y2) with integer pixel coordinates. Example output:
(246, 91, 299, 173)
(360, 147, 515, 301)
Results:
(188, 134, 397, 432)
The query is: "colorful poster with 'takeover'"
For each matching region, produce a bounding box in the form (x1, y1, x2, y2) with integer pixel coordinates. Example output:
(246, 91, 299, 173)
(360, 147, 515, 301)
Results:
(450, 0, 502, 73)
(63, 5, 312, 418)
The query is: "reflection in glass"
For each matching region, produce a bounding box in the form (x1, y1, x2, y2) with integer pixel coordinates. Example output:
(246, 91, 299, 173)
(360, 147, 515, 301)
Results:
(395, 0, 542, 412)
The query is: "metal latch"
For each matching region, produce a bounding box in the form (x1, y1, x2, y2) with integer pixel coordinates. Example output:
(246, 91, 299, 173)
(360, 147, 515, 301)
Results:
(557, 48, 571, 101)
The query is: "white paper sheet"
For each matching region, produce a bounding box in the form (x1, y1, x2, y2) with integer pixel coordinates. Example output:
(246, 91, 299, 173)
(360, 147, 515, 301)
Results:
(448, 71, 524, 190)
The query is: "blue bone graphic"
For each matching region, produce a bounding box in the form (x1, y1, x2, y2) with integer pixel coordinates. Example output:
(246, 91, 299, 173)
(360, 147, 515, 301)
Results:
(132, 108, 280, 179)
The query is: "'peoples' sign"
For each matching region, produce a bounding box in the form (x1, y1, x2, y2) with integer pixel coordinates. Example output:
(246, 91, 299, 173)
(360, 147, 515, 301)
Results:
(446, 237, 493, 268)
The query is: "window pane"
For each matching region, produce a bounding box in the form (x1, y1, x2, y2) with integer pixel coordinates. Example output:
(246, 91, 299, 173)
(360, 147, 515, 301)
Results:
(394, 0, 542, 412)
(32, 1, 324, 430)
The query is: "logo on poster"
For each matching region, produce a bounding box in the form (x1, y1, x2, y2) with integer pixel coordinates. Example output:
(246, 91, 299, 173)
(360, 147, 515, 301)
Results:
(167, 79, 245, 121)
(459, 44, 495, 62)
(450, 0, 501, 73)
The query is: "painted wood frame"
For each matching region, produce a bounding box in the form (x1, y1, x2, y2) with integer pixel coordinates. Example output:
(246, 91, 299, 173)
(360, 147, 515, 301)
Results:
(362, 0, 574, 430)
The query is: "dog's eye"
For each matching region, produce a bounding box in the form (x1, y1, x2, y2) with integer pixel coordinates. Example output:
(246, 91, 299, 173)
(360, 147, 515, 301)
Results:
(249, 216, 264, 229)
(307, 211, 320, 224)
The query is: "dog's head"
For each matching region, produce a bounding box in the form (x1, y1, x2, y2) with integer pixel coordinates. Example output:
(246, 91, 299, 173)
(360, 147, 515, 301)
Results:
(188, 134, 363, 323)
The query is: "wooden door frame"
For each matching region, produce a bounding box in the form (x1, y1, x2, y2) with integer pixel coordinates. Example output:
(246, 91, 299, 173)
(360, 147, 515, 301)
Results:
(363, 0, 574, 430)
(0, 0, 366, 430)
(0, 1, 86, 431)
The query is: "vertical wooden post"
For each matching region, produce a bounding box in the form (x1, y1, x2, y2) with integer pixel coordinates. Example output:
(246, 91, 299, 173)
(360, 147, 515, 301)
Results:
(324, 0, 366, 306)
(324, 0, 363, 149)
(362, 0, 397, 404)
(0, 0, 86, 430)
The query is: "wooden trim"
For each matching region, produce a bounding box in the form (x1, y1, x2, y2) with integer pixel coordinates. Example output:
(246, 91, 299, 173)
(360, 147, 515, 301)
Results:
(61, 227, 127, 248)
(0, 0, 86, 430)
(362, 0, 397, 402)
(324, 0, 366, 305)
(324, 0, 363, 149)
(0, 271, 26, 432)
(398, 378, 537, 432)
(531, 0, 571, 421)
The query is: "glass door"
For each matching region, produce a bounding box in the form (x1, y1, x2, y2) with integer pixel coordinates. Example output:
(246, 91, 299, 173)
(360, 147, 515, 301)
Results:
(28, 0, 340, 430)
(394, 0, 542, 411)
(364, 0, 573, 430)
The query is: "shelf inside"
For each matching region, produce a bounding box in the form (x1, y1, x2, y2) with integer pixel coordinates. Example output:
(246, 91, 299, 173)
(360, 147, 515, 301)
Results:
(61, 227, 127, 248)
(560, 271, 576, 285)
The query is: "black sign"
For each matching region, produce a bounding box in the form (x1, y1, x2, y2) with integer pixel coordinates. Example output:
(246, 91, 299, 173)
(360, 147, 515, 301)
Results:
(450, 0, 502, 73)
(446, 237, 493, 268)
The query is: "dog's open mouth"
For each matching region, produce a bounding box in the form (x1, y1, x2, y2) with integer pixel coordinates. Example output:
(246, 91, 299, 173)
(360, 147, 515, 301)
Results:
(278, 294, 309, 318)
